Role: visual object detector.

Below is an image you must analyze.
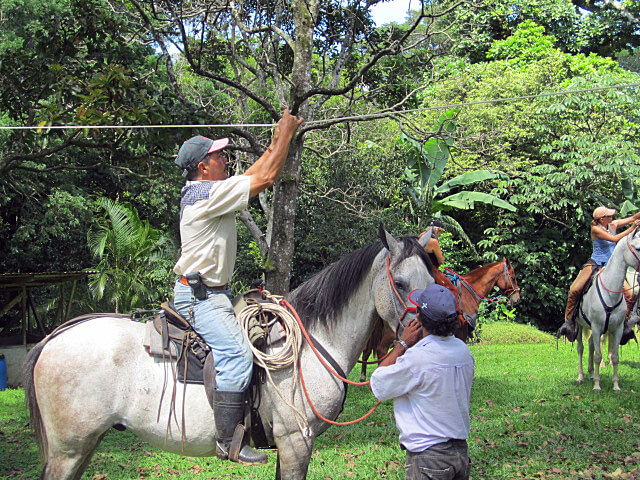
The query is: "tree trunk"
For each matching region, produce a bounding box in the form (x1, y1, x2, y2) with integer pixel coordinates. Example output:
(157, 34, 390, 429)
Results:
(265, 144, 302, 295)
(264, 0, 316, 295)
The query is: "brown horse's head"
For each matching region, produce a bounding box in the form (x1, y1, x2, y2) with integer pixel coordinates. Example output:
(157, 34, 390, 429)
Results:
(496, 257, 520, 305)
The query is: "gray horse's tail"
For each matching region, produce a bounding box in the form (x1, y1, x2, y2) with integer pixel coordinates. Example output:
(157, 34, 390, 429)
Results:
(23, 340, 49, 463)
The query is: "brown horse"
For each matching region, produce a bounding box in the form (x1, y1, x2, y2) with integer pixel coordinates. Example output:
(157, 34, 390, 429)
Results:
(359, 258, 521, 381)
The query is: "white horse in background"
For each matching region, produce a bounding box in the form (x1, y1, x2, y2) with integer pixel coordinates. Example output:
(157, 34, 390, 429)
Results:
(576, 227, 640, 391)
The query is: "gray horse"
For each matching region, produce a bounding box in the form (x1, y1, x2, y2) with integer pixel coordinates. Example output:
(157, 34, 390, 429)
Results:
(23, 229, 434, 480)
(576, 227, 640, 391)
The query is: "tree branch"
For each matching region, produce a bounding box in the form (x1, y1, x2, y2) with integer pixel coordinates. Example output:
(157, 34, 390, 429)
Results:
(238, 208, 268, 256)
(294, 0, 464, 110)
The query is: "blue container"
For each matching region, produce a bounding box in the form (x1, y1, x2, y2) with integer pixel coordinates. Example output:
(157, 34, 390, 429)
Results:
(0, 354, 7, 391)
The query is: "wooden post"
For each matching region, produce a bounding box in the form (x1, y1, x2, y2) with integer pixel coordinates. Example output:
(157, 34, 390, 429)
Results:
(21, 286, 27, 346)
(27, 290, 47, 337)
(60, 284, 65, 322)
(0, 291, 24, 319)
(55, 284, 63, 325)
(66, 279, 77, 320)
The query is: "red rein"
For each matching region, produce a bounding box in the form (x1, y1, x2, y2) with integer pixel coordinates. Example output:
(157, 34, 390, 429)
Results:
(280, 298, 381, 426)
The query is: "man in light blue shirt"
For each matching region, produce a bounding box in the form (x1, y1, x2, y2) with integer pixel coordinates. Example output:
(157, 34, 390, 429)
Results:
(370, 284, 475, 480)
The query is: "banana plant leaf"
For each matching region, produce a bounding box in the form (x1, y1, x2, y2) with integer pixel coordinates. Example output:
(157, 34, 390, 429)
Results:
(621, 176, 635, 201)
(435, 170, 503, 195)
(439, 191, 517, 212)
(620, 199, 639, 216)
(423, 137, 450, 188)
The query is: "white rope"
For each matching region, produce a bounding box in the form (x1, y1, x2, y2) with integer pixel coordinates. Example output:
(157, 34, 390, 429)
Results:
(236, 298, 301, 370)
(2, 83, 638, 131)
(235, 292, 309, 435)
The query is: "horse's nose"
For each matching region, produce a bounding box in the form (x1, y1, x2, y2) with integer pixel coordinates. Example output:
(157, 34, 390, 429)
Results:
(509, 293, 521, 305)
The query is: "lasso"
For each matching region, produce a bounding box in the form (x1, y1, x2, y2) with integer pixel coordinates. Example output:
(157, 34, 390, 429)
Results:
(235, 291, 310, 435)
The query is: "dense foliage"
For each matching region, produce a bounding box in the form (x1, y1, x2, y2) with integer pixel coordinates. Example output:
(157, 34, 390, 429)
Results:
(1, 0, 639, 333)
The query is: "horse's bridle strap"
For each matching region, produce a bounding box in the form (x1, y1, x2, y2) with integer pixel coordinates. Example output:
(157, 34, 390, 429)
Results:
(385, 256, 417, 333)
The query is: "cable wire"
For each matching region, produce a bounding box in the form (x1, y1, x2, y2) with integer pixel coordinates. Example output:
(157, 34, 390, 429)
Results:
(2, 83, 638, 131)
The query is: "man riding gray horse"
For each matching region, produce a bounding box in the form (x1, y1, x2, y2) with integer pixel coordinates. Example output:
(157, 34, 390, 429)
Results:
(172, 110, 303, 464)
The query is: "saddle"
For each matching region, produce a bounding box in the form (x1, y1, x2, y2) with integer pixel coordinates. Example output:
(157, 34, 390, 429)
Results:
(140, 289, 286, 449)
(579, 261, 602, 300)
(573, 262, 602, 322)
(576, 263, 624, 333)
(142, 301, 213, 386)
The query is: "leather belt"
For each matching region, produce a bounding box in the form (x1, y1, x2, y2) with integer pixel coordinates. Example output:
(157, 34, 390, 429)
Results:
(179, 276, 228, 290)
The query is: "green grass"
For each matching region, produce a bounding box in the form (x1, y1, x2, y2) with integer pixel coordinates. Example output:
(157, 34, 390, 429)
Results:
(1, 322, 640, 479)
(475, 320, 555, 345)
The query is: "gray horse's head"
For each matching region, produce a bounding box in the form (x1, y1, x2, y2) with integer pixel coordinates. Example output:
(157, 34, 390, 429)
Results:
(372, 227, 435, 335)
(287, 227, 435, 334)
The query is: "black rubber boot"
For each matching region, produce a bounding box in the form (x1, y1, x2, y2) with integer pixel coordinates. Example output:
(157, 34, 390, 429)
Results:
(213, 390, 267, 465)
(556, 318, 578, 342)
(620, 316, 639, 346)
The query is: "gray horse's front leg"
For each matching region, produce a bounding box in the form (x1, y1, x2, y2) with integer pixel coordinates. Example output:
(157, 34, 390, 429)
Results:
(591, 331, 603, 391)
(609, 332, 621, 392)
(274, 430, 314, 480)
(587, 335, 595, 380)
(576, 326, 585, 383)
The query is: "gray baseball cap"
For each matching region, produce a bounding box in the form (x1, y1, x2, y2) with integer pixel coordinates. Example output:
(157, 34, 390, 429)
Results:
(175, 136, 229, 177)
(409, 284, 457, 321)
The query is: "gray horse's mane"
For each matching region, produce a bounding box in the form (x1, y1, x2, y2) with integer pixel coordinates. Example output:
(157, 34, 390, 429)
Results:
(286, 236, 433, 329)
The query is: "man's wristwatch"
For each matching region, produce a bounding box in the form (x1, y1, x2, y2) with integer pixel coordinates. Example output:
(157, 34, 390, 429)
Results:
(394, 339, 409, 351)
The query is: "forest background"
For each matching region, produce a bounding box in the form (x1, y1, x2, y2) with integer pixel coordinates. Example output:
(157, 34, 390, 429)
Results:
(2, 0, 640, 333)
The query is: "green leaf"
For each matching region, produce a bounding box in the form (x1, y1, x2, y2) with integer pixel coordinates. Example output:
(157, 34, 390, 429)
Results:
(621, 176, 635, 201)
(620, 199, 638, 216)
(435, 170, 502, 195)
(440, 191, 517, 212)
(423, 138, 449, 188)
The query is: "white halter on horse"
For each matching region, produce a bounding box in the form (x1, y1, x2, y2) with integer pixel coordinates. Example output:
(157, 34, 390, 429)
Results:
(576, 226, 640, 392)
(23, 228, 435, 480)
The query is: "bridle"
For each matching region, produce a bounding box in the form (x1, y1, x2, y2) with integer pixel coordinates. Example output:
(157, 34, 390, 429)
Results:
(385, 256, 417, 333)
(500, 260, 520, 300)
(626, 229, 640, 267)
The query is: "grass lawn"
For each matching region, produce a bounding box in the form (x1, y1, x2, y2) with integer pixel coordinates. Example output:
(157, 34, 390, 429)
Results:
(1, 322, 640, 479)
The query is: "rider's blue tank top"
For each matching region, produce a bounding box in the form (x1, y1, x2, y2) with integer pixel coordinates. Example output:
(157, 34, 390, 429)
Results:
(591, 237, 616, 265)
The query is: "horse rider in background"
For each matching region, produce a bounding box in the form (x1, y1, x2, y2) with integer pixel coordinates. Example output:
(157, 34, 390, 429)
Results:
(557, 206, 640, 344)
(172, 110, 303, 464)
(420, 220, 465, 328)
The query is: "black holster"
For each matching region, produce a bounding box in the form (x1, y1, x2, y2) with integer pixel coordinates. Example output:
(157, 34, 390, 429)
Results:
(185, 272, 207, 300)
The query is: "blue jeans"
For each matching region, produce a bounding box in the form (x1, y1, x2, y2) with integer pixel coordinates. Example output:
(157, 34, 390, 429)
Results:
(405, 439, 470, 480)
(173, 280, 253, 392)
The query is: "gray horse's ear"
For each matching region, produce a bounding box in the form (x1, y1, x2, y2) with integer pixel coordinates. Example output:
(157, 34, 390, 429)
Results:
(379, 224, 389, 250)
(418, 228, 432, 248)
(379, 225, 400, 255)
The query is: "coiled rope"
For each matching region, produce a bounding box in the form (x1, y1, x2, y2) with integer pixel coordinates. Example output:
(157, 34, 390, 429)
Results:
(235, 292, 309, 434)
(236, 290, 382, 428)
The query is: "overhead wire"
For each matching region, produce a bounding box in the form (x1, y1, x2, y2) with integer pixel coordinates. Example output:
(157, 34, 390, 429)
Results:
(1, 82, 638, 131)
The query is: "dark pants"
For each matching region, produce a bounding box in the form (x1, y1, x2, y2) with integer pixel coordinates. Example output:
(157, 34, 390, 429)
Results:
(405, 439, 470, 480)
